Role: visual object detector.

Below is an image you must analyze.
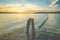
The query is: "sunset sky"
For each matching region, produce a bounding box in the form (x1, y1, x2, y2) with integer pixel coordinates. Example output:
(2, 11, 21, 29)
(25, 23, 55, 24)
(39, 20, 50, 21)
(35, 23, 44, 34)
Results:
(0, 0, 60, 12)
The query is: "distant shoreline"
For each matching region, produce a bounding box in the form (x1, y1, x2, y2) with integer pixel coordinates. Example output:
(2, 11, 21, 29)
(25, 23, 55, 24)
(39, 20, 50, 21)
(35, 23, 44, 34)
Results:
(0, 12, 60, 14)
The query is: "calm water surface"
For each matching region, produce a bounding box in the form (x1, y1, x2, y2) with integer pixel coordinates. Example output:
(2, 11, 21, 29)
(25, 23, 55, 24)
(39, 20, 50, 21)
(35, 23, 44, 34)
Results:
(0, 13, 60, 40)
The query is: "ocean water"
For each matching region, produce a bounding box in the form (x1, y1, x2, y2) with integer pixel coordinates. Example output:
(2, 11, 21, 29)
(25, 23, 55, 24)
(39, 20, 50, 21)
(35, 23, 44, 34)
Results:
(0, 13, 60, 40)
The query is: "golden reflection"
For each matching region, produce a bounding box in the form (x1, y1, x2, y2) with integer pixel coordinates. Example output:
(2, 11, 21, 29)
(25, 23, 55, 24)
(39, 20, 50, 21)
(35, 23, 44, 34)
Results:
(19, 14, 43, 22)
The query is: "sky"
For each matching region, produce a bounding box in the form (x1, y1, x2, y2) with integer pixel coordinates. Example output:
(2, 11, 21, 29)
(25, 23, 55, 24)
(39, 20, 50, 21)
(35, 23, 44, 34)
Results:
(0, 0, 60, 10)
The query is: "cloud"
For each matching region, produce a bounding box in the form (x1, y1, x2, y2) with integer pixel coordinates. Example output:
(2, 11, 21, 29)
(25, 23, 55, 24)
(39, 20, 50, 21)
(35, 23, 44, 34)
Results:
(25, 3, 42, 10)
(0, 3, 41, 10)
(0, 3, 40, 9)
(0, 3, 41, 12)
(0, 4, 21, 8)
(49, 0, 59, 8)
(0, 4, 23, 12)
(1, 3, 58, 12)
